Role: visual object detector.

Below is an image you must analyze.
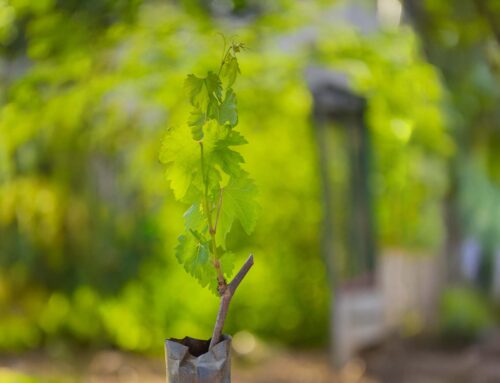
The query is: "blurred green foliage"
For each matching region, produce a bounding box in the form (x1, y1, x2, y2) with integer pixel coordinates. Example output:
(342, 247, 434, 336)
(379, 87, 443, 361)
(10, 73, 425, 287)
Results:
(438, 287, 494, 344)
(405, 0, 500, 259)
(0, 0, 455, 352)
(0, 368, 63, 383)
(316, 26, 451, 248)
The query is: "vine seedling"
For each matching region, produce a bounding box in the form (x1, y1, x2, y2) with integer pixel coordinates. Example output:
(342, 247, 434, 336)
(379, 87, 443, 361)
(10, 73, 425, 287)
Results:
(160, 41, 257, 349)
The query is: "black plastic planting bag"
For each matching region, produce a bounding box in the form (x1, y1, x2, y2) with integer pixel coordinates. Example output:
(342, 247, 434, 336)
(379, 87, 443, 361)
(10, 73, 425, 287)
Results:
(165, 335, 231, 383)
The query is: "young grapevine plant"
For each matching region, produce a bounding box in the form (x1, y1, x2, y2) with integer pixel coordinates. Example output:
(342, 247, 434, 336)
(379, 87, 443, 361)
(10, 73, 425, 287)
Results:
(159, 42, 257, 349)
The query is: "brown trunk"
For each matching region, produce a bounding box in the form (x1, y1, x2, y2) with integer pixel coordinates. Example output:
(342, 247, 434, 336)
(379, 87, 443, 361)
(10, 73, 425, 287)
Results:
(209, 254, 254, 349)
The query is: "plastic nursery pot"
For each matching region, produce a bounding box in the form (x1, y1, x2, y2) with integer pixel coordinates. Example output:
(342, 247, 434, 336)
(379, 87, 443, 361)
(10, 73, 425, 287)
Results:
(165, 335, 232, 383)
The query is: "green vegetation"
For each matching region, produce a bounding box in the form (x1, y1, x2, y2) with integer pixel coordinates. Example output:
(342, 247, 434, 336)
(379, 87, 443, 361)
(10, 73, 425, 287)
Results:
(439, 287, 494, 344)
(160, 41, 256, 294)
(404, 0, 500, 280)
(0, 369, 64, 383)
(160, 41, 258, 347)
(0, 0, 497, 355)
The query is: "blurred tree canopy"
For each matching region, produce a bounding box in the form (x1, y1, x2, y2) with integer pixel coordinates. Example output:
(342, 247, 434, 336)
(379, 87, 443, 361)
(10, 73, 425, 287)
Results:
(404, 0, 500, 281)
(0, 0, 456, 352)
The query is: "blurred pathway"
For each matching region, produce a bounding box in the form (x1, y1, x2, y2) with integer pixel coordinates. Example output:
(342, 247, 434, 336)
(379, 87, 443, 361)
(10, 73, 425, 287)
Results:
(0, 347, 372, 383)
(3, 334, 500, 383)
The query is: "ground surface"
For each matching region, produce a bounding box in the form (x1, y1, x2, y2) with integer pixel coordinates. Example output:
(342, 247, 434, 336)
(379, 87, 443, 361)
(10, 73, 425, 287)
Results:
(1, 349, 361, 383)
(2, 334, 500, 383)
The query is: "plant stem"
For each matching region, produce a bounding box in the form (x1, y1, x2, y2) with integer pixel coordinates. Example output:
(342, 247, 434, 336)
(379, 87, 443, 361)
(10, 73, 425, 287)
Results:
(197, 61, 252, 348)
(199, 142, 213, 228)
(209, 254, 254, 350)
(217, 46, 232, 76)
(213, 188, 224, 233)
(199, 141, 226, 291)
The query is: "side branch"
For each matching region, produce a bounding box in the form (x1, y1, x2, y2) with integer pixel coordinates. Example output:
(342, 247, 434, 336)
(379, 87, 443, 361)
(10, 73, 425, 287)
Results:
(228, 254, 254, 294)
(209, 254, 254, 350)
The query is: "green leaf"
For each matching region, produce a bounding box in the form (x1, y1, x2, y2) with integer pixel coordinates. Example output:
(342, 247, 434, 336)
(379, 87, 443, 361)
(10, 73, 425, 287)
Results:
(220, 54, 240, 88)
(225, 130, 248, 146)
(220, 251, 235, 279)
(211, 129, 247, 177)
(202, 119, 229, 151)
(218, 89, 238, 127)
(205, 71, 223, 102)
(213, 146, 245, 177)
(159, 126, 201, 200)
(159, 123, 236, 201)
(175, 232, 212, 288)
(185, 74, 203, 104)
(215, 175, 258, 248)
(201, 123, 247, 178)
(183, 203, 205, 231)
(185, 72, 222, 114)
(185, 74, 203, 105)
(175, 233, 236, 295)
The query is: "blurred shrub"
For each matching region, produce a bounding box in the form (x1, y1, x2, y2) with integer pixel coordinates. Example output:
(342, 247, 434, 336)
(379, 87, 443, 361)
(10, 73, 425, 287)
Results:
(438, 287, 494, 344)
(317, 27, 451, 249)
(0, 0, 449, 352)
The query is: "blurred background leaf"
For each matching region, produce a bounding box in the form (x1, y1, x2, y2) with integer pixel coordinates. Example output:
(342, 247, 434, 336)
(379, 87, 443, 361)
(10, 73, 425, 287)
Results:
(0, 0, 498, 363)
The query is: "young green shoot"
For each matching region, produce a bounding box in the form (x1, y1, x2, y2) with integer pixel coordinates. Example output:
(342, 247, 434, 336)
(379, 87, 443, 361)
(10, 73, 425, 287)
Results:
(159, 41, 257, 349)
